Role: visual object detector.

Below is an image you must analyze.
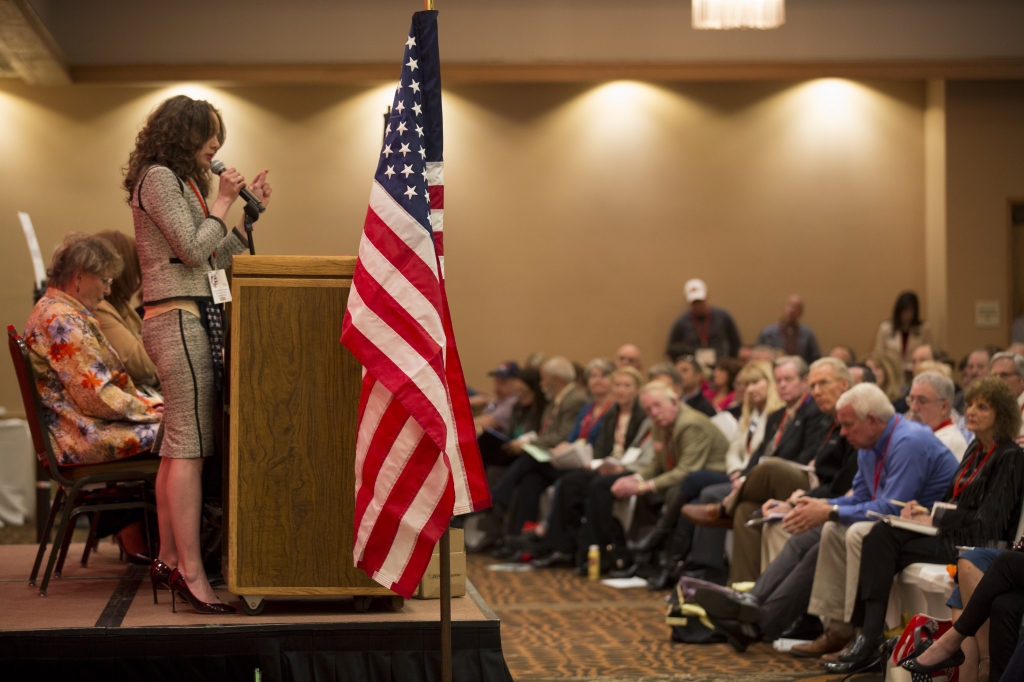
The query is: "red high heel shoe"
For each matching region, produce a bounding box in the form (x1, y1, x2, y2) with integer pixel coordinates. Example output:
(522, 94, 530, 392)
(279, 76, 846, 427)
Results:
(150, 559, 174, 605)
(168, 568, 237, 614)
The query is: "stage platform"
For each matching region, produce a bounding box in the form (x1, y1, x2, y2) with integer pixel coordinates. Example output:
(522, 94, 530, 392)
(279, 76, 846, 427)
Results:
(0, 543, 512, 682)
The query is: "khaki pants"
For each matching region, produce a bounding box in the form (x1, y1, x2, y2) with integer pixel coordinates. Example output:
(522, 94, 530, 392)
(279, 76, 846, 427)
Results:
(761, 522, 791, 573)
(808, 520, 876, 625)
(727, 458, 809, 583)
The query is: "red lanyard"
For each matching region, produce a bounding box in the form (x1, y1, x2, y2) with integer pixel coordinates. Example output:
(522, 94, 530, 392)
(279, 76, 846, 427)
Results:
(779, 322, 799, 355)
(579, 398, 612, 440)
(952, 443, 998, 499)
(932, 420, 953, 433)
(186, 178, 209, 217)
(822, 421, 838, 446)
(774, 393, 811, 448)
(871, 416, 900, 498)
(694, 314, 711, 346)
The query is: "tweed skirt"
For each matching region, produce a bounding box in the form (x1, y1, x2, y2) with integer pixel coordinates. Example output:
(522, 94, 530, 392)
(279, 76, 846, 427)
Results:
(142, 310, 215, 459)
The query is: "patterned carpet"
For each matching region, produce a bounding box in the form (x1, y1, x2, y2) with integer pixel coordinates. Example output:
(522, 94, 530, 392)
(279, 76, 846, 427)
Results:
(466, 555, 882, 682)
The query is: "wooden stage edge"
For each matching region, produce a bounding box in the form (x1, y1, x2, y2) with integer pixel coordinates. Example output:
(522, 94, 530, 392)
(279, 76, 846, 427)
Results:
(0, 543, 512, 682)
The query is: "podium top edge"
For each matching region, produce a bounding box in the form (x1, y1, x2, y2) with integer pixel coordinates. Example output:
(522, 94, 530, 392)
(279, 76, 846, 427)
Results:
(232, 255, 357, 278)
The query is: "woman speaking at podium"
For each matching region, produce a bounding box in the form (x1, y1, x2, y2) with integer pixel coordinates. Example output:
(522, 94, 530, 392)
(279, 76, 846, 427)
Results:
(124, 95, 271, 614)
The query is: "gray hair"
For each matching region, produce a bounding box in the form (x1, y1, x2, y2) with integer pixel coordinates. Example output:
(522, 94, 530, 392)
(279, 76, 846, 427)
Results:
(810, 357, 853, 386)
(640, 380, 680, 403)
(47, 232, 124, 287)
(836, 382, 895, 422)
(912, 370, 954, 404)
(585, 358, 615, 380)
(990, 352, 1024, 378)
(541, 356, 576, 383)
(775, 355, 809, 379)
(648, 362, 683, 388)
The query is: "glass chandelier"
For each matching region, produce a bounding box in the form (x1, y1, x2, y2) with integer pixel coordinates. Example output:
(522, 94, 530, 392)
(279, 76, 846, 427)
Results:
(692, 0, 786, 30)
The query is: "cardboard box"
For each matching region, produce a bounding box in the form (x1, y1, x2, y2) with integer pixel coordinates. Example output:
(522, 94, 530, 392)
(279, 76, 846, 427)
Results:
(414, 529, 466, 599)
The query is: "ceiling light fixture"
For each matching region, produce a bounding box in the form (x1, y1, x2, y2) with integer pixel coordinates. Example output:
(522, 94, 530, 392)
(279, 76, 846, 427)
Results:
(692, 0, 785, 30)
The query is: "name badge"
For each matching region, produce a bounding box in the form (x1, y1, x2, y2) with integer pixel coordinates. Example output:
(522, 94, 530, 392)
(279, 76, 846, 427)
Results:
(208, 269, 232, 304)
(695, 347, 717, 368)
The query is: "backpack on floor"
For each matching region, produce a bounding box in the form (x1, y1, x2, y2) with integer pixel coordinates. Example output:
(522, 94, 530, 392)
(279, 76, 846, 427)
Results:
(666, 584, 726, 644)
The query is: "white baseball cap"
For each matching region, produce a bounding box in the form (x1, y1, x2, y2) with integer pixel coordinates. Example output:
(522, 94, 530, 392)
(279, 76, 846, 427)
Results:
(684, 278, 708, 303)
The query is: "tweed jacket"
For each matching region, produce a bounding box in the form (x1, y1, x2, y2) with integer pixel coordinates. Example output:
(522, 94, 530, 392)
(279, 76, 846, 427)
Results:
(132, 165, 247, 304)
(535, 383, 589, 449)
(638, 403, 730, 492)
(24, 289, 161, 465)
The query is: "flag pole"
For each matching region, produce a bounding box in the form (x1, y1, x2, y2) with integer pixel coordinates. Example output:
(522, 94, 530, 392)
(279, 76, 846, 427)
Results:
(440, 526, 452, 682)
(418, 1, 447, 678)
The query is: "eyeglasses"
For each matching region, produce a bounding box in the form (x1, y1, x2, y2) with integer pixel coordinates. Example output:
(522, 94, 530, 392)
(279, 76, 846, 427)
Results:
(907, 395, 936, 406)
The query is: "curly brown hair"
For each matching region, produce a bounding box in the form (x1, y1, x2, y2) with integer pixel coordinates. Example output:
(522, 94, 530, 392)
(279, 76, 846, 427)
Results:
(964, 375, 1022, 444)
(48, 233, 123, 287)
(123, 95, 224, 201)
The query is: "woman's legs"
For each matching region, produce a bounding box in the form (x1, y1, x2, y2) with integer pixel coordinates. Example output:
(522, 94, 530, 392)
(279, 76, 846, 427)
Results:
(160, 457, 220, 602)
(156, 459, 178, 566)
(957, 559, 989, 682)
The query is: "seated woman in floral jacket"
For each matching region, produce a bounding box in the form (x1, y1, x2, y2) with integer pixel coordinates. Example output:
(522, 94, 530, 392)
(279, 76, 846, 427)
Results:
(24, 233, 162, 467)
(23, 233, 162, 561)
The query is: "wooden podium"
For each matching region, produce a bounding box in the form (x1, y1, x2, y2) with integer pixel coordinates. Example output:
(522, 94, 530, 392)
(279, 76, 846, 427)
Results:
(227, 255, 399, 615)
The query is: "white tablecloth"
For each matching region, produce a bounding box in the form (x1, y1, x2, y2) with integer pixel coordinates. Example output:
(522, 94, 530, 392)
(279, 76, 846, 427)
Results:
(0, 419, 36, 527)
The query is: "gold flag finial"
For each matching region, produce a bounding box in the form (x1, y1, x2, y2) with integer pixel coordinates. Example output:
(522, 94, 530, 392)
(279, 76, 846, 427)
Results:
(424, 0, 435, 9)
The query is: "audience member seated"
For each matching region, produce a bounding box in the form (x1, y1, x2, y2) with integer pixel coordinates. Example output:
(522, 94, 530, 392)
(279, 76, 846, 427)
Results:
(827, 376, 1024, 673)
(694, 383, 958, 656)
(615, 343, 643, 371)
(673, 356, 822, 580)
(666, 278, 742, 364)
(711, 358, 744, 412)
(908, 370, 969, 460)
(475, 360, 523, 437)
(582, 382, 730, 575)
(93, 231, 160, 391)
(901, 551, 1024, 682)
(638, 361, 783, 589)
(847, 363, 876, 385)
(469, 356, 589, 551)
(531, 366, 649, 569)
(829, 345, 857, 365)
(684, 358, 857, 584)
(956, 348, 992, 415)
(24, 233, 163, 560)
(864, 351, 906, 405)
(755, 294, 822, 364)
(749, 345, 779, 364)
(989, 351, 1024, 442)
(874, 290, 934, 376)
(669, 350, 718, 418)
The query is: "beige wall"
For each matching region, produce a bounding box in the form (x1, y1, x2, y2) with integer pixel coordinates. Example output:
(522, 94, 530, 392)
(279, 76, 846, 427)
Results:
(945, 81, 1024, 359)
(0, 78, 927, 413)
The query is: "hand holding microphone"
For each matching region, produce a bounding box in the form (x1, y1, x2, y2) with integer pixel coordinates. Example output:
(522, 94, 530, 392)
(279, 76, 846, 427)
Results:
(211, 159, 266, 213)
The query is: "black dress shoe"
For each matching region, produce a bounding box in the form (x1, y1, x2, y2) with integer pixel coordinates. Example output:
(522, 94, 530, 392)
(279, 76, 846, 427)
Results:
(694, 588, 761, 624)
(821, 634, 886, 673)
(530, 551, 573, 569)
(705, 615, 760, 653)
(607, 564, 638, 579)
(627, 526, 670, 553)
(777, 613, 824, 642)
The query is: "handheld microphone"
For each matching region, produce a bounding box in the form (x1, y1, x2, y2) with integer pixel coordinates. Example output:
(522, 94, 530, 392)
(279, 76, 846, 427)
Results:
(210, 159, 265, 213)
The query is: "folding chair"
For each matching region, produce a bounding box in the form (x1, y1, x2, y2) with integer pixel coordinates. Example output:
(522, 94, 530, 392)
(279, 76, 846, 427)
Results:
(7, 325, 159, 596)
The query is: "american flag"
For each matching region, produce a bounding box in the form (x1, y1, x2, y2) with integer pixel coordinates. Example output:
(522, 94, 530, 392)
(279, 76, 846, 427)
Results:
(341, 10, 491, 598)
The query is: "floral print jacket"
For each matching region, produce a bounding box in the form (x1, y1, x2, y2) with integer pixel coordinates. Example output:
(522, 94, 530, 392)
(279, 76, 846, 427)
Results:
(24, 289, 161, 466)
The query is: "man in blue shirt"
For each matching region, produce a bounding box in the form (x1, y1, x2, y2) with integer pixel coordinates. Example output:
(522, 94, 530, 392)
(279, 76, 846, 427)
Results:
(694, 383, 958, 656)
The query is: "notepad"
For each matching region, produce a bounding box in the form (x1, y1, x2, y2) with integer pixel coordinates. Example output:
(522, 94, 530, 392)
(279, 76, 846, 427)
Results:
(866, 511, 938, 536)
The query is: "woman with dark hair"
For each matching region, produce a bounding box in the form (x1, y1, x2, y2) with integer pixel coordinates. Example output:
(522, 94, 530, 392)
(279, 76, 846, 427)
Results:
(126, 95, 272, 614)
(712, 358, 744, 412)
(874, 291, 934, 375)
(826, 377, 1024, 674)
(94, 231, 159, 390)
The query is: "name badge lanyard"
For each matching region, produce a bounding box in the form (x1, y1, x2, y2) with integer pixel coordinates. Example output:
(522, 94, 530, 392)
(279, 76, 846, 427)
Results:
(871, 416, 900, 499)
